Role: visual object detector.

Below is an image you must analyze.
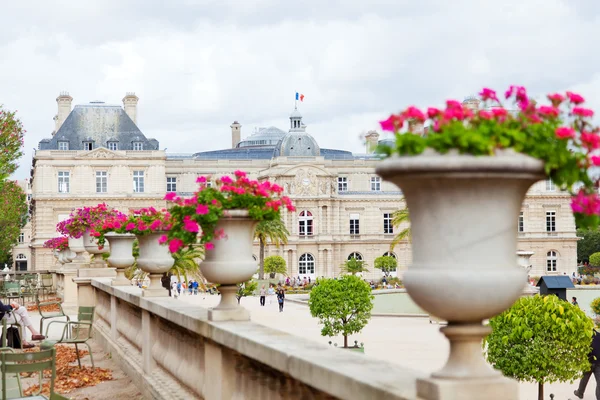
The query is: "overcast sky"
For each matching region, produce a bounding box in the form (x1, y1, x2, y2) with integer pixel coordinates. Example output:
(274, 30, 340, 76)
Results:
(2, 0, 600, 179)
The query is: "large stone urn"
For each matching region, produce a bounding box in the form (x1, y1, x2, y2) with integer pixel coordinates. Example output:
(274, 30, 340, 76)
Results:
(136, 232, 174, 297)
(68, 236, 87, 263)
(53, 249, 74, 265)
(200, 210, 258, 321)
(517, 250, 539, 296)
(82, 231, 110, 267)
(105, 233, 136, 286)
(376, 150, 544, 397)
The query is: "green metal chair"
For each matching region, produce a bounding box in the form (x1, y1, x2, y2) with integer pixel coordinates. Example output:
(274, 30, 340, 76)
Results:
(40, 274, 55, 300)
(0, 348, 60, 400)
(35, 294, 70, 335)
(3, 282, 23, 304)
(0, 346, 21, 400)
(42, 306, 95, 369)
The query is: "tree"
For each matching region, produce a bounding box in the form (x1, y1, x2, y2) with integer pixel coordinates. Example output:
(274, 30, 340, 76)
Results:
(390, 205, 411, 250)
(236, 280, 258, 304)
(0, 106, 25, 181)
(577, 228, 600, 263)
(170, 245, 204, 284)
(590, 252, 600, 267)
(264, 255, 287, 278)
(340, 257, 368, 275)
(0, 180, 27, 261)
(485, 295, 594, 400)
(308, 275, 374, 348)
(254, 219, 289, 280)
(374, 255, 397, 277)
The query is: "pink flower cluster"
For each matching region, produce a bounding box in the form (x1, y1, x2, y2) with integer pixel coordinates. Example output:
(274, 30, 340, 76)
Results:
(57, 203, 126, 238)
(43, 236, 69, 251)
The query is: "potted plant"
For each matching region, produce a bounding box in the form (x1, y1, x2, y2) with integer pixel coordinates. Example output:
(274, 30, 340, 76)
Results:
(96, 207, 174, 296)
(93, 214, 136, 286)
(43, 236, 72, 265)
(375, 87, 600, 381)
(165, 170, 294, 320)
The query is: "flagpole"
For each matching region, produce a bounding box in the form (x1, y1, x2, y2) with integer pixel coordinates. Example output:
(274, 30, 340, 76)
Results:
(294, 91, 297, 109)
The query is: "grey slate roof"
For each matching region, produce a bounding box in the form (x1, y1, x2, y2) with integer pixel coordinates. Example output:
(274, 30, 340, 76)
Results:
(38, 103, 158, 151)
(192, 146, 356, 160)
(536, 276, 575, 289)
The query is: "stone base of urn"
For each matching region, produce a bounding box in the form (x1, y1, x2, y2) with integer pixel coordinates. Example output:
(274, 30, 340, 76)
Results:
(56, 268, 78, 308)
(112, 276, 132, 287)
(75, 268, 116, 307)
(417, 375, 518, 400)
(141, 273, 168, 297)
(207, 285, 250, 321)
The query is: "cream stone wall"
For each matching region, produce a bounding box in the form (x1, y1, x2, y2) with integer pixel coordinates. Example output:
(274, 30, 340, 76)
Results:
(12, 179, 32, 270)
(29, 149, 578, 279)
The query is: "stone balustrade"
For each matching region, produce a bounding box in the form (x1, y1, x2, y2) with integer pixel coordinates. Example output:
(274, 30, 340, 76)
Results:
(91, 278, 423, 400)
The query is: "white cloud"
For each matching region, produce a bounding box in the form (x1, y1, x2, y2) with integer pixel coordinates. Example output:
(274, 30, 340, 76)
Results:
(1, 0, 600, 179)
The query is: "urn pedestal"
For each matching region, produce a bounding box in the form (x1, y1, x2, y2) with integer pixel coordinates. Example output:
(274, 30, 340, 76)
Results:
(136, 232, 174, 297)
(199, 210, 258, 321)
(376, 150, 544, 400)
(105, 233, 136, 286)
(68, 237, 87, 265)
(82, 231, 110, 268)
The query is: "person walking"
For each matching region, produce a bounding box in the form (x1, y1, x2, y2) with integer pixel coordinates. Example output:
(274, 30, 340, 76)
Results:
(259, 285, 266, 306)
(574, 329, 600, 399)
(267, 285, 275, 304)
(172, 281, 179, 299)
(277, 288, 285, 312)
(572, 297, 579, 307)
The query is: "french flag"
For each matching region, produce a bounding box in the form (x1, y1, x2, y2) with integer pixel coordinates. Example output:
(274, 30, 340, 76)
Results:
(295, 92, 304, 102)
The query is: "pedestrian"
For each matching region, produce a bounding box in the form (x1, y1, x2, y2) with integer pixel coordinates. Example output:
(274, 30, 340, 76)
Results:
(172, 282, 179, 298)
(572, 297, 579, 307)
(188, 280, 193, 295)
(574, 330, 600, 399)
(259, 285, 266, 306)
(267, 285, 275, 304)
(277, 289, 285, 312)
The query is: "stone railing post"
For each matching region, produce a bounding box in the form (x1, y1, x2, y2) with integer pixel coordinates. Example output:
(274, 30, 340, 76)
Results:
(110, 295, 118, 341)
(142, 309, 156, 374)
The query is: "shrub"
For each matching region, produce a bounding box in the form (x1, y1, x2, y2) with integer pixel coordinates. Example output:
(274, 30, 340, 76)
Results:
(583, 276, 595, 285)
(590, 252, 600, 267)
(591, 297, 600, 315)
(264, 255, 287, 278)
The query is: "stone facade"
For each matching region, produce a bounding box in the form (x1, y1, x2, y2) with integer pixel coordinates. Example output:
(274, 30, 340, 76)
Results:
(26, 93, 578, 278)
(11, 179, 32, 270)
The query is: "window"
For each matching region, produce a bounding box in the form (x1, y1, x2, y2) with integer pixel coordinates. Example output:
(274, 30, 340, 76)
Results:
(382, 251, 397, 273)
(298, 253, 315, 275)
(166, 177, 177, 192)
(299, 211, 313, 236)
(350, 213, 360, 235)
(348, 252, 362, 261)
(133, 171, 145, 193)
(370, 177, 381, 191)
(133, 142, 143, 151)
(546, 250, 558, 272)
(96, 171, 107, 193)
(58, 141, 69, 150)
(58, 171, 70, 193)
(518, 212, 524, 232)
(108, 141, 118, 151)
(16, 254, 26, 260)
(546, 211, 556, 232)
(337, 177, 347, 192)
(546, 179, 555, 191)
(383, 213, 393, 234)
(18, 233, 24, 243)
(83, 141, 93, 151)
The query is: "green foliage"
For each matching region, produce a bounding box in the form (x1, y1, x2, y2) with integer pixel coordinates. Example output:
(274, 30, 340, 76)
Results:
(576, 229, 600, 262)
(374, 256, 397, 276)
(591, 298, 600, 315)
(340, 257, 368, 275)
(254, 218, 289, 279)
(236, 280, 258, 303)
(390, 205, 411, 250)
(590, 252, 600, 267)
(0, 106, 25, 180)
(0, 180, 27, 260)
(170, 245, 204, 283)
(485, 295, 594, 396)
(308, 275, 374, 347)
(264, 255, 287, 277)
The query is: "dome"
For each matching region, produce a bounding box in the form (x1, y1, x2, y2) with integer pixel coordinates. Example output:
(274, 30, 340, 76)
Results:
(277, 131, 320, 157)
(290, 108, 302, 118)
(237, 126, 286, 148)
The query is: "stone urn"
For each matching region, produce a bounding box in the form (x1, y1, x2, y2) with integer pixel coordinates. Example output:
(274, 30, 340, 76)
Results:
(136, 232, 174, 297)
(82, 231, 110, 267)
(200, 210, 259, 321)
(68, 236, 87, 263)
(53, 249, 68, 266)
(105, 233, 136, 286)
(517, 250, 539, 296)
(376, 150, 544, 385)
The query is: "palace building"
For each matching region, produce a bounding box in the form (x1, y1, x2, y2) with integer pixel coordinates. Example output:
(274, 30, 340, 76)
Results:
(24, 92, 578, 279)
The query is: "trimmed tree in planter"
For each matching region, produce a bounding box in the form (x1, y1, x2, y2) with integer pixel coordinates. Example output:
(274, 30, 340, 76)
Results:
(236, 280, 258, 304)
(308, 275, 374, 348)
(340, 257, 368, 276)
(590, 252, 600, 267)
(485, 295, 594, 400)
(264, 255, 287, 278)
(374, 255, 397, 277)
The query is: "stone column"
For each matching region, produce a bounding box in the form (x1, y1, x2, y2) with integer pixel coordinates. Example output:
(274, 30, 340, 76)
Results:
(142, 309, 156, 374)
(74, 268, 116, 307)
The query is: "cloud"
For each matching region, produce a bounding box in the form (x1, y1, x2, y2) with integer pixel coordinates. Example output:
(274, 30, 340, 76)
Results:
(1, 0, 600, 179)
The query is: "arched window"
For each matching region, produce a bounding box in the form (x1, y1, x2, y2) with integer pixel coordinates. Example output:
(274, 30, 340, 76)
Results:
(299, 253, 315, 275)
(546, 250, 558, 272)
(299, 211, 313, 236)
(348, 252, 362, 261)
(16, 254, 26, 260)
(383, 251, 396, 259)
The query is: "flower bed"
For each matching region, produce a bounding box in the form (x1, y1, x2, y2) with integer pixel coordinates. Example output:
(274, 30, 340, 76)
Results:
(43, 236, 69, 251)
(57, 204, 126, 239)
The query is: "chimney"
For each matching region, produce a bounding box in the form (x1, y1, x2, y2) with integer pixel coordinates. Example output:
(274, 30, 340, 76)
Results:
(365, 130, 380, 153)
(231, 121, 241, 148)
(123, 92, 139, 125)
(55, 91, 73, 132)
